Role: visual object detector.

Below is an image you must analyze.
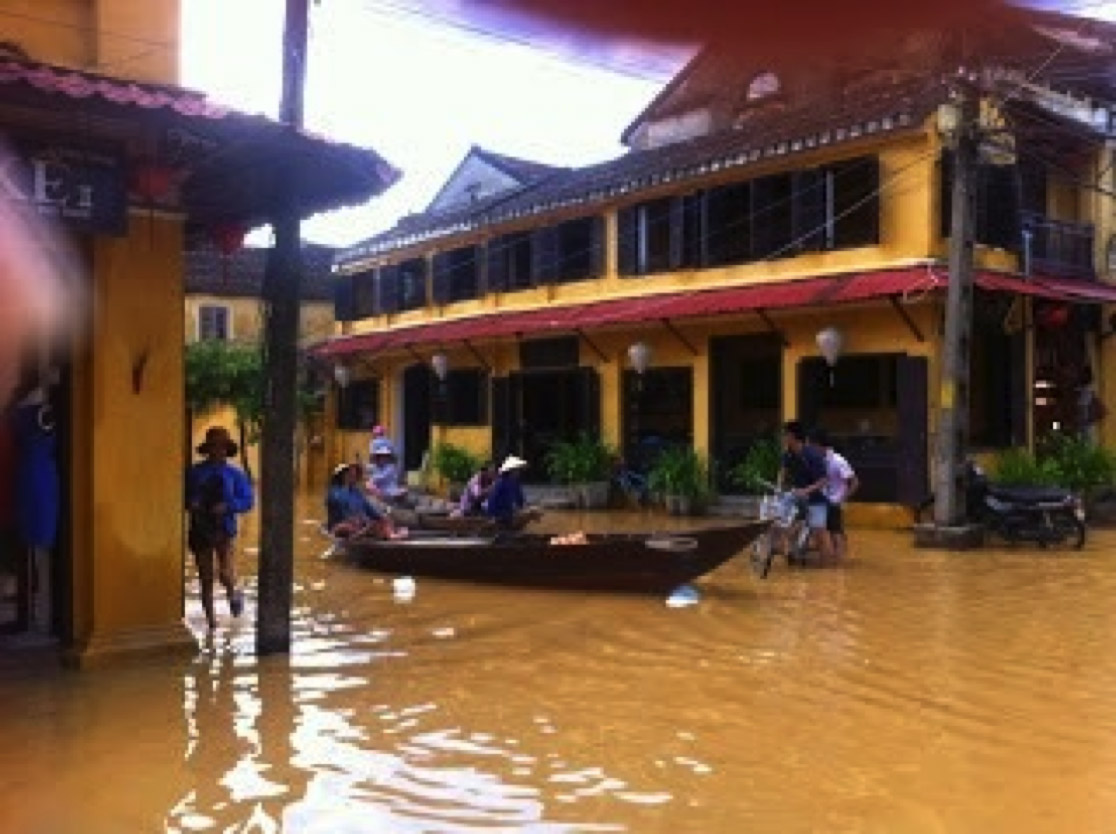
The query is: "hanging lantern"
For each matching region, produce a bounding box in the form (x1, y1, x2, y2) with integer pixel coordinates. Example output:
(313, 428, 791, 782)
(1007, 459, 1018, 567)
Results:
(212, 222, 247, 281)
(816, 326, 844, 386)
(333, 364, 351, 389)
(1037, 304, 1070, 330)
(628, 341, 652, 375)
(431, 353, 449, 381)
(131, 162, 177, 203)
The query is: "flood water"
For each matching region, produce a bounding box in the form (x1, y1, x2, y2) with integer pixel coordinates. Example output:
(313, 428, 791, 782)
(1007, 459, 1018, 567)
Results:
(3, 501, 1116, 833)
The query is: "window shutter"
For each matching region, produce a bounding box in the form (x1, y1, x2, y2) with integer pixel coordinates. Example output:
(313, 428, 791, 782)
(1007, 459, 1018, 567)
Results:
(617, 206, 638, 276)
(431, 252, 452, 305)
(588, 215, 606, 278)
(792, 169, 826, 252)
(476, 244, 489, 296)
(377, 264, 401, 314)
(831, 155, 880, 248)
(531, 225, 559, 285)
(667, 196, 686, 269)
(485, 238, 508, 292)
(333, 276, 355, 322)
(681, 193, 704, 268)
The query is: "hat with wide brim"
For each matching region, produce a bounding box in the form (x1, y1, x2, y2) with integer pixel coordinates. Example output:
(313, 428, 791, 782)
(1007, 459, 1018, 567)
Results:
(499, 455, 528, 474)
(196, 429, 238, 457)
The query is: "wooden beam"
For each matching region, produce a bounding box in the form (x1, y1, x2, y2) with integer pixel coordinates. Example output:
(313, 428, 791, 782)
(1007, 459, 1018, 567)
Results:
(887, 295, 925, 342)
(754, 309, 789, 348)
(462, 339, 492, 372)
(404, 343, 426, 366)
(577, 329, 610, 363)
(661, 318, 699, 355)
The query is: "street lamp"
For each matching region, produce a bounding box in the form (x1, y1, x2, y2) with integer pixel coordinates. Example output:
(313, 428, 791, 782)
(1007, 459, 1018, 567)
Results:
(815, 326, 843, 386)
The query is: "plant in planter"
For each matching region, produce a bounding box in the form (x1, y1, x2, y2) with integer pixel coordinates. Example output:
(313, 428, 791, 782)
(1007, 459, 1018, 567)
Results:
(647, 445, 711, 515)
(431, 442, 482, 500)
(728, 437, 783, 495)
(545, 433, 615, 508)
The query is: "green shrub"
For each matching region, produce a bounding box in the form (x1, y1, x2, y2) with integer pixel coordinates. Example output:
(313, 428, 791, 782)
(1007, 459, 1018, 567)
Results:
(991, 448, 1061, 487)
(431, 443, 481, 484)
(545, 433, 614, 484)
(1038, 433, 1116, 494)
(647, 445, 711, 500)
(728, 437, 782, 494)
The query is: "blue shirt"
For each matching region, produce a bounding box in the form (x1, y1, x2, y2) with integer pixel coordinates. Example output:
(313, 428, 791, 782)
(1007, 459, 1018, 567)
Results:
(485, 474, 525, 523)
(326, 485, 382, 529)
(185, 460, 254, 537)
(782, 446, 828, 504)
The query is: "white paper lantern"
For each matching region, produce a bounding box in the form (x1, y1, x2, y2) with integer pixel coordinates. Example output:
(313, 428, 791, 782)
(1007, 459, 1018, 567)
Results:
(431, 353, 449, 381)
(628, 341, 652, 375)
(333, 364, 351, 389)
(816, 327, 843, 367)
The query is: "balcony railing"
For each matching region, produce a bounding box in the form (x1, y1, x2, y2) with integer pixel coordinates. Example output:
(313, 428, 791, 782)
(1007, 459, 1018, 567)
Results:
(1021, 212, 1095, 280)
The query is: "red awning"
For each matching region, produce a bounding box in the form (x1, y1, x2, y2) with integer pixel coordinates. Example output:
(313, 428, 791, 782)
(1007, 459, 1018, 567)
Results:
(313, 267, 1116, 359)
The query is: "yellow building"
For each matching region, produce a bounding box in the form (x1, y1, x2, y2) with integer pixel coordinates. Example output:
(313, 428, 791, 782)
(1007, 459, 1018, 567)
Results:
(184, 243, 337, 490)
(0, 2, 396, 663)
(320, 10, 1116, 525)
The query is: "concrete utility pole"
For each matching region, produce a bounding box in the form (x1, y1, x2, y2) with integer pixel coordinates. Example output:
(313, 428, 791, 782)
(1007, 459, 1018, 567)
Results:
(257, 0, 308, 655)
(933, 86, 980, 528)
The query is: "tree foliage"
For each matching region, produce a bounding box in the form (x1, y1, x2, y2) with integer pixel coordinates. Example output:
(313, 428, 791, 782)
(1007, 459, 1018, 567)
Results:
(186, 341, 264, 478)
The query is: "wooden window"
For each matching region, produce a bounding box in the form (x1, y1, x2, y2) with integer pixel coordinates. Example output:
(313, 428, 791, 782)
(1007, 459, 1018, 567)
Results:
(618, 197, 674, 276)
(352, 268, 378, 318)
(337, 379, 379, 430)
(434, 369, 489, 426)
(751, 173, 794, 258)
(703, 181, 751, 267)
(486, 232, 533, 292)
(333, 278, 356, 323)
(377, 264, 400, 314)
(830, 156, 880, 248)
(432, 245, 482, 304)
(398, 258, 428, 311)
(198, 304, 230, 341)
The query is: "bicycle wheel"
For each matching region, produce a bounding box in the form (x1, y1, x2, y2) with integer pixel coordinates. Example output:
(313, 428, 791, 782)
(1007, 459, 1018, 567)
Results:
(751, 533, 776, 579)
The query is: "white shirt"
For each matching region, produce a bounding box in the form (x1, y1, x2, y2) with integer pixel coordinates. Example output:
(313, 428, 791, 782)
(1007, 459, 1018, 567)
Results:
(823, 449, 855, 504)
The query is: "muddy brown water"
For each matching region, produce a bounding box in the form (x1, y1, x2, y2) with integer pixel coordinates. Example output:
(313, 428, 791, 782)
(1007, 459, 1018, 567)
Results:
(2, 502, 1116, 833)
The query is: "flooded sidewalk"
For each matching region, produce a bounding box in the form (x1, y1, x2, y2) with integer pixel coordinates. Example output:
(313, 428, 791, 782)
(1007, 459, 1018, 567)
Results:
(3, 508, 1116, 832)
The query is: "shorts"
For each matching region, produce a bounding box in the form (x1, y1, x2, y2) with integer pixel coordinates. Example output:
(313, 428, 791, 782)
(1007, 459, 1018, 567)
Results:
(827, 502, 844, 534)
(805, 502, 828, 530)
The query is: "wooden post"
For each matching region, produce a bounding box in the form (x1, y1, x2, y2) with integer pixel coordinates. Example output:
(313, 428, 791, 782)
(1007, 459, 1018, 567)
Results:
(256, 0, 308, 655)
(933, 88, 979, 527)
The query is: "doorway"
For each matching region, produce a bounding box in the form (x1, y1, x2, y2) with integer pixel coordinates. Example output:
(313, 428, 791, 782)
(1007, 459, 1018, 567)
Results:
(710, 335, 783, 491)
(622, 368, 693, 474)
(491, 367, 600, 483)
(401, 363, 432, 473)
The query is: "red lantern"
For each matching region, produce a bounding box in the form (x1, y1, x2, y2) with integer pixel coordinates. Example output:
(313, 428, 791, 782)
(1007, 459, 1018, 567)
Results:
(1038, 305, 1070, 330)
(212, 222, 247, 281)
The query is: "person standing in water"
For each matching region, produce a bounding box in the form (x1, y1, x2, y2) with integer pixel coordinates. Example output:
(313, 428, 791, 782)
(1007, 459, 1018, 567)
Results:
(186, 426, 254, 632)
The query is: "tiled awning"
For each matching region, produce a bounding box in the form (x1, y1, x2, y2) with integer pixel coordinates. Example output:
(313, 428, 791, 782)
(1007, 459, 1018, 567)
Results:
(313, 267, 1116, 359)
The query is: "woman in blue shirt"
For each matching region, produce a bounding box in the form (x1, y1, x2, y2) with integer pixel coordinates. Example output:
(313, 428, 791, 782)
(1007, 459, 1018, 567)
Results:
(486, 455, 529, 529)
(327, 463, 407, 540)
(185, 427, 254, 632)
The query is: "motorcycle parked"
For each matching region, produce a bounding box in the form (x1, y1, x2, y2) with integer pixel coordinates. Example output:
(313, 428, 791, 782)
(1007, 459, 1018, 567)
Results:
(964, 462, 1086, 550)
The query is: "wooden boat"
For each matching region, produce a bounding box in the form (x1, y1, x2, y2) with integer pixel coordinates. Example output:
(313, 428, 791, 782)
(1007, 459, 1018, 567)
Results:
(336, 520, 770, 593)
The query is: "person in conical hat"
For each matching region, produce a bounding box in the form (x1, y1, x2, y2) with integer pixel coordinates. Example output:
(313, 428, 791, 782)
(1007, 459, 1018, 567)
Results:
(486, 455, 530, 529)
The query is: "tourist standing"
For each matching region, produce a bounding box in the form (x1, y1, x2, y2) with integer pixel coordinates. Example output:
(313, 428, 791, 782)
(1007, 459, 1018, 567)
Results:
(809, 428, 859, 561)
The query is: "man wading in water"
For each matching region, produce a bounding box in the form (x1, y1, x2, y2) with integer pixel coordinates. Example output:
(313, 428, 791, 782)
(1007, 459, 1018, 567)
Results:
(186, 426, 254, 632)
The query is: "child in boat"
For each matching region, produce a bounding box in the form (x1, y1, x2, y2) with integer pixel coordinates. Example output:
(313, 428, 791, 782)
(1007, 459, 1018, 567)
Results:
(454, 460, 496, 518)
(327, 463, 407, 540)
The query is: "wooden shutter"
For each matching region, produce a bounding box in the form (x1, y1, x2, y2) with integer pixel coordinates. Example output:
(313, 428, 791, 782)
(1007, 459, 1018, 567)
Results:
(577, 366, 602, 439)
(668, 196, 686, 269)
(486, 237, 508, 292)
(377, 263, 401, 314)
(333, 275, 355, 322)
(796, 358, 828, 431)
(832, 155, 880, 248)
(896, 355, 929, 506)
(681, 193, 703, 268)
(431, 252, 452, 305)
(1009, 330, 1027, 447)
(531, 225, 560, 285)
(792, 168, 827, 252)
(617, 206, 639, 276)
(588, 215, 606, 278)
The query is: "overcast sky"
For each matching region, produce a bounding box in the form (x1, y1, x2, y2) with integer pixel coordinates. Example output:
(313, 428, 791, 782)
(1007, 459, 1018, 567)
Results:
(181, 0, 683, 248)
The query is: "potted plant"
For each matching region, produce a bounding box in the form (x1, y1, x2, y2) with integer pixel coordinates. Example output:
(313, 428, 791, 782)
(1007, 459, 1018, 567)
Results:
(647, 445, 711, 515)
(545, 433, 615, 509)
(728, 437, 783, 495)
(431, 442, 482, 500)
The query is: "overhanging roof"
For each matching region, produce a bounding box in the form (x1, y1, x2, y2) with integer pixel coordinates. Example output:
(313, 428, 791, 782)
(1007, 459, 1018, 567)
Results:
(314, 268, 1116, 360)
(0, 58, 400, 230)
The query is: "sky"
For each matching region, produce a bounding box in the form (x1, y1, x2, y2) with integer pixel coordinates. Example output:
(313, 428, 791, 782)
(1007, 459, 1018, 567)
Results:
(180, 0, 686, 248)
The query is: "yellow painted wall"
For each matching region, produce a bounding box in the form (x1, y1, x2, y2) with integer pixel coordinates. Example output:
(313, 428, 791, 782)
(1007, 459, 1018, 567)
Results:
(5, 0, 180, 83)
(70, 213, 193, 664)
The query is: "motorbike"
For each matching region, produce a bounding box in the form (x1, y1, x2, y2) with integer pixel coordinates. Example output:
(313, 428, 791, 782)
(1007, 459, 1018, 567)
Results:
(964, 462, 1086, 550)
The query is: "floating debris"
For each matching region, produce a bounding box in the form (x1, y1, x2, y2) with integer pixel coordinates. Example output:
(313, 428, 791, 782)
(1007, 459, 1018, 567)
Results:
(392, 576, 416, 602)
(666, 585, 700, 608)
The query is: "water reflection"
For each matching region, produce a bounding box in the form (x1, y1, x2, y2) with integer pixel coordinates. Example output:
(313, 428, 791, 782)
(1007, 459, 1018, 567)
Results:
(9, 504, 1116, 832)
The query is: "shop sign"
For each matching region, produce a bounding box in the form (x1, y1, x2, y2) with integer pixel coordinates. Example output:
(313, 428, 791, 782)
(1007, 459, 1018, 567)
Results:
(0, 140, 127, 235)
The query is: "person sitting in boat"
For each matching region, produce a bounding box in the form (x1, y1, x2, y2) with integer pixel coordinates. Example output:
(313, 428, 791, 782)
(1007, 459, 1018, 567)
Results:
(454, 459, 496, 517)
(486, 455, 535, 529)
(367, 438, 412, 507)
(327, 463, 407, 540)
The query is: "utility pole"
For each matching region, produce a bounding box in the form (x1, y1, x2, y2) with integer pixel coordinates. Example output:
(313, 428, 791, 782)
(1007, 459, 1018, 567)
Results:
(933, 84, 980, 528)
(257, 0, 309, 654)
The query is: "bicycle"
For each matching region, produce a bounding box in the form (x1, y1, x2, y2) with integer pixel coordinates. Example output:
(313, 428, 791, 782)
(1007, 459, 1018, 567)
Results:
(750, 480, 811, 579)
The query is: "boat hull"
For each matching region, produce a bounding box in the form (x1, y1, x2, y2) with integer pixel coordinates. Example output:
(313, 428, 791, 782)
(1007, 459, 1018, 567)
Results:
(338, 521, 769, 593)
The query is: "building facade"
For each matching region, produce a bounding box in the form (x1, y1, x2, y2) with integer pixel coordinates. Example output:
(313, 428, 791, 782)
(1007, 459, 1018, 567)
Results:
(320, 11, 1116, 523)
(0, 2, 396, 662)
